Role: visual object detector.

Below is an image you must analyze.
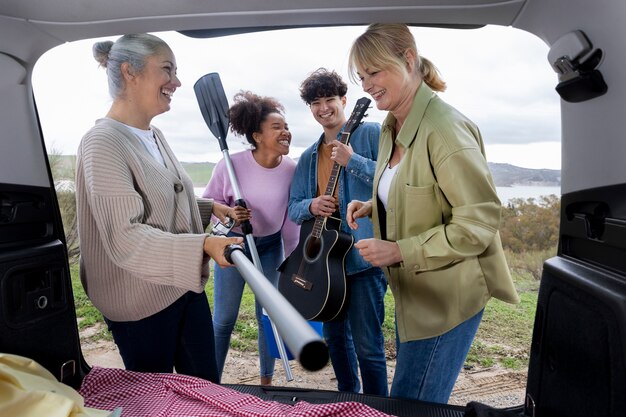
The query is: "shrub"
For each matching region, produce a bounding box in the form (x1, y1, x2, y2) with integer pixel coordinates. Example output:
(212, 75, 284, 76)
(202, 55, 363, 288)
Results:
(500, 195, 560, 253)
(56, 190, 79, 263)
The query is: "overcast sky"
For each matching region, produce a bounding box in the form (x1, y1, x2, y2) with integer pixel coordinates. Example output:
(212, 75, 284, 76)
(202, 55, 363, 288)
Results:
(33, 25, 562, 169)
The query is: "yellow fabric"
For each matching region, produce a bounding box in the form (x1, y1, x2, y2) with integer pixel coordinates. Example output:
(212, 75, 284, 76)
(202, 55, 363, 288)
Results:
(0, 354, 110, 417)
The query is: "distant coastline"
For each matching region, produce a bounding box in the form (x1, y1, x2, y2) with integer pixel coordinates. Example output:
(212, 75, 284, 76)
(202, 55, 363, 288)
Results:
(54, 155, 561, 193)
(496, 185, 560, 204)
(182, 161, 561, 188)
(488, 162, 560, 187)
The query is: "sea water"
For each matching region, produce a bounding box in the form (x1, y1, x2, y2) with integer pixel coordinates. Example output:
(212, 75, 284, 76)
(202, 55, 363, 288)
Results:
(195, 185, 562, 205)
(496, 185, 560, 204)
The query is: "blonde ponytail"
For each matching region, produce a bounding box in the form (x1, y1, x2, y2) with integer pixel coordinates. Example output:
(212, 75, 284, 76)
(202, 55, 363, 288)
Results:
(419, 57, 446, 92)
(349, 24, 446, 92)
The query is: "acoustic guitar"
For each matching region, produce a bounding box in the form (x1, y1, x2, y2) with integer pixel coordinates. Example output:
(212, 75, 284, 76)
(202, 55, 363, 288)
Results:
(278, 97, 371, 322)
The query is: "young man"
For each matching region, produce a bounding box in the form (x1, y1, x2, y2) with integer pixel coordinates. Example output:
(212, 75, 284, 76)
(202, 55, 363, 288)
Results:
(288, 68, 388, 395)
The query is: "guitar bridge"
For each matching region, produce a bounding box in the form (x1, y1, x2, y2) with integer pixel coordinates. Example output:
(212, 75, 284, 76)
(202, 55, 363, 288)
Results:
(291, 274, 313, 291)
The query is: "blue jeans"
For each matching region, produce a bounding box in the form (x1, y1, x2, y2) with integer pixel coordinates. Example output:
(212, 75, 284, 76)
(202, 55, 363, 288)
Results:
(213, 231, 283, 379)
(324, 267, 388, 395)
(391, 308, 484, 403)
(104, 291, 219, 383)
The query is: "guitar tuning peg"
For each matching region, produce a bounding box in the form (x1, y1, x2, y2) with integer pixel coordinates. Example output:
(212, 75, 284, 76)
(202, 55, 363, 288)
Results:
(364, 113, 369, 118)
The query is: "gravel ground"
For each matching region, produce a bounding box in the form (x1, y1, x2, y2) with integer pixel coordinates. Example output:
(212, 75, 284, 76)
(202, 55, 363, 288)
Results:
(82, 336, 527, 409)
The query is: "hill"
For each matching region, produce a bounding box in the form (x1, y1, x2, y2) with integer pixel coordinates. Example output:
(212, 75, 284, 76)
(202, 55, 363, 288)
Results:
(52, 156, 560, 188)
(51, 155, 216, 187)
(181, 162, 215, 186)
(183, 161, 561, 188)
(488, 162, 560, 187)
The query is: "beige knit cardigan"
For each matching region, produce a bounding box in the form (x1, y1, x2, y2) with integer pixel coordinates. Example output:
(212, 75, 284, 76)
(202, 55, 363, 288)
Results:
(75, 118, 214, 321)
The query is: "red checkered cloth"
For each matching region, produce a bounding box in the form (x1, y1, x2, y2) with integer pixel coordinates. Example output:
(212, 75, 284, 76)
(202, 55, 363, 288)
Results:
(80, 367, 395, 417)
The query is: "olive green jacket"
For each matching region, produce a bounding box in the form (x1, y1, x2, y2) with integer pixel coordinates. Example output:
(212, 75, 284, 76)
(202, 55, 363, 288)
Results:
(372, 82, 520, 342)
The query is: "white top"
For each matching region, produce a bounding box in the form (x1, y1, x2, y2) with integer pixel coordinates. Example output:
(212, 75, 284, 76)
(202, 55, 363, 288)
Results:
(377, 163, 399, 210)
(76, 118, 212, 321)
(125, 124, 166, 166)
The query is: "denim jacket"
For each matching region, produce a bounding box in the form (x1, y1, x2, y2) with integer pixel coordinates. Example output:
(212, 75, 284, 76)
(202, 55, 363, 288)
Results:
(288, 121, 380, 275)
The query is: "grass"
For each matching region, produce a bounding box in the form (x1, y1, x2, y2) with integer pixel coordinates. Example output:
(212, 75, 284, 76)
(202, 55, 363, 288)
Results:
(49, 156, 215, 188)
(70, 264, 112, 341)
(73, 249, 548, 371)
(71, 263, 103, 329)
(464, 250, 543, 371)
(466, 291, 537, 370)
(180, 162, 214, 186)
(205, 281, 259, 351)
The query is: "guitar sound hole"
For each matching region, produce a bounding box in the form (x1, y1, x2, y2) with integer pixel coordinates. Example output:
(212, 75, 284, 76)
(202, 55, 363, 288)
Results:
(303, 236, 322, 262)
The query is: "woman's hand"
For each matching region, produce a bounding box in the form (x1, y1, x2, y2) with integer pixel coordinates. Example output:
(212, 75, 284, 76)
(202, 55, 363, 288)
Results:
(346, 199, 372, 230)
(228, 205, 251, 225)
(354, 238, 402, 267)
(203, 235, 244, 267)
(310, 195, 337, 217)
(213, 202, 251, 224)
(212, 202, 231, 223)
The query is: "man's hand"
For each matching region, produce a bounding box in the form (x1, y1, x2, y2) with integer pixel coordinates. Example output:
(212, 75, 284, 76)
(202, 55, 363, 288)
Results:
(330, 140, 353, 167)
(346, 199, 372, 230)
(310, 195, 338, 217)
(203, 235, 244, 267)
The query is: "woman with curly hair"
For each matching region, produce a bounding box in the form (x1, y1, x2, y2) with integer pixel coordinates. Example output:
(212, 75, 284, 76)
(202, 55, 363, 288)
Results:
(202, 91, 299, 385)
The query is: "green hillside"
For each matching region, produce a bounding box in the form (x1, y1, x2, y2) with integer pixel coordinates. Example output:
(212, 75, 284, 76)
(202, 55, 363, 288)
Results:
(53, 155, 560, 188)
(53, 155, 214, 187)
(180, 162, 214, 186)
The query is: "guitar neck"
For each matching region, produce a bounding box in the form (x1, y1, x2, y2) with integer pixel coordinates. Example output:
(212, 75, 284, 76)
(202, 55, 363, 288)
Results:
(323, 130, 350, 197)
(312, 130, 351, 237)
(309, 96, 371, 238)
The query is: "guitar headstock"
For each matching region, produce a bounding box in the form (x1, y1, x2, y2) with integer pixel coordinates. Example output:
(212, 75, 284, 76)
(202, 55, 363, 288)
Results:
(343, 97, 372, 135)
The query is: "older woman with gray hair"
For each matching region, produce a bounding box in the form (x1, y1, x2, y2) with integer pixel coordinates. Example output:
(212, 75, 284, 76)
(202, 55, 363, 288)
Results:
(76, 33, 244, 382)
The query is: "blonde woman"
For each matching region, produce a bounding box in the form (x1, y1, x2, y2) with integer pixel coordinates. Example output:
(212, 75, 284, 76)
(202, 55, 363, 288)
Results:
(347, 24, 520, 403)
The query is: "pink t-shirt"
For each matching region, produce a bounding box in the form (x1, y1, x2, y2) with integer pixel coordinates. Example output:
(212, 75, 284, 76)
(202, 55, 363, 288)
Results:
(202, 150, 300, 256)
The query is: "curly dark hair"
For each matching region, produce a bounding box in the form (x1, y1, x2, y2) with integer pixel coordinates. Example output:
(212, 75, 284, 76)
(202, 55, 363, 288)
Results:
(299, 68, 348, 105)
(229, 91, 284, 146)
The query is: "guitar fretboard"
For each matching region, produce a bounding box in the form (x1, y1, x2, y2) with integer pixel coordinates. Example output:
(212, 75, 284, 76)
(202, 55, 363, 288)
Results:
(309, 97, 371, 239)
(312, 130, 351, 238)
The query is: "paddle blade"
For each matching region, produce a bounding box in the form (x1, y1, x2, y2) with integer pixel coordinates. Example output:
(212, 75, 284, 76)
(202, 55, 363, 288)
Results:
(194, 72, 230, 150)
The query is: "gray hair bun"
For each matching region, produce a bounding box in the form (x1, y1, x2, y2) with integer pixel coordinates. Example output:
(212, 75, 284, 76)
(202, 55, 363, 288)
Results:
(92, 41, 114, 68)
